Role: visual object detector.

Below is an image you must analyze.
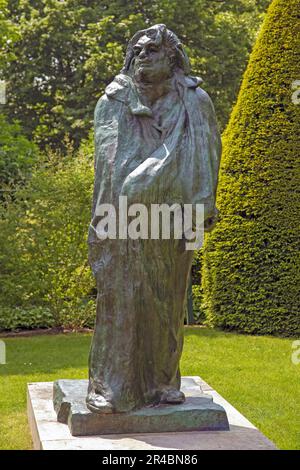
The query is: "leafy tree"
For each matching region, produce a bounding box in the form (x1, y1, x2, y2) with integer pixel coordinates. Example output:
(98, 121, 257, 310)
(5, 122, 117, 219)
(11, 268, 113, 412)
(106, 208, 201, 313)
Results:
(0, 114, 38, 198)
(0, 1, 37, 196)
(202, 0, 300, 336)
(1, 0, 270, 150)
(0, 0, 18, 68)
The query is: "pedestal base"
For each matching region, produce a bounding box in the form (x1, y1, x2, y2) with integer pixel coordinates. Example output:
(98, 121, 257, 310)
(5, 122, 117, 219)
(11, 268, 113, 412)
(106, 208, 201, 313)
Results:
(27, 376, 277, 450)
(53, 377, 229, 436)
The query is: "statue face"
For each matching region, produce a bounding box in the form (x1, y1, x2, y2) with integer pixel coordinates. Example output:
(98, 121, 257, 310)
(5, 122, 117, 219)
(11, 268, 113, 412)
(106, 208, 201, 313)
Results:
(132, 35, 173, 83)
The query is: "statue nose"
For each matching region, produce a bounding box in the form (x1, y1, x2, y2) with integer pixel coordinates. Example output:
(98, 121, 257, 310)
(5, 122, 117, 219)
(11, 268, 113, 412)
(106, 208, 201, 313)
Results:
(139, 49, 147, 59)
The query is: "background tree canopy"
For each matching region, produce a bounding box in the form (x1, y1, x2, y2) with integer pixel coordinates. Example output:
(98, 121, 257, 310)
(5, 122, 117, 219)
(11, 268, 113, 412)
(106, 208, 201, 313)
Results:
(1, 0, 270, 150)
(0, 0, 18, 68)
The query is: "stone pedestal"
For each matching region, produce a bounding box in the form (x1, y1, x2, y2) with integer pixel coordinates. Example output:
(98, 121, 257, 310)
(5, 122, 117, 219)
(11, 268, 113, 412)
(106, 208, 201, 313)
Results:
(27, 376, 277, 450)
(53, 377, 229, 436)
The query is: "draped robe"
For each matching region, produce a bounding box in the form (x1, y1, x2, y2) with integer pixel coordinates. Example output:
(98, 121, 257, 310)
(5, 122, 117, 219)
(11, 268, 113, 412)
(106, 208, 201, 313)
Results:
(87, 72, 221, 412)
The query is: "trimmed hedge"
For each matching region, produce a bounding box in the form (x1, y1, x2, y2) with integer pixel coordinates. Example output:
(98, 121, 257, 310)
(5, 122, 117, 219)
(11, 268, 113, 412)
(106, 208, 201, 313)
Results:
(192, 249, 205, 323)
(202, 0, 300, 336)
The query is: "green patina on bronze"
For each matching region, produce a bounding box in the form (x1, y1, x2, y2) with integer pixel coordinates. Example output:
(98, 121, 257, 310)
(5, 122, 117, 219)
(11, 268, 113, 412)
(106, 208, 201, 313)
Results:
(87, 24, 221, 414)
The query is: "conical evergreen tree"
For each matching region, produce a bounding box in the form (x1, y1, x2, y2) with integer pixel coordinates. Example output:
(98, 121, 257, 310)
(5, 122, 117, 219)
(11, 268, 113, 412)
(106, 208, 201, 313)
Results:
(202, 0, 300, 335)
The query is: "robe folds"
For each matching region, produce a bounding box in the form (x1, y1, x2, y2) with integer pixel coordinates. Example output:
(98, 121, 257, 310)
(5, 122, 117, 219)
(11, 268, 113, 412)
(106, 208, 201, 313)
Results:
(87, 71, 221, 412)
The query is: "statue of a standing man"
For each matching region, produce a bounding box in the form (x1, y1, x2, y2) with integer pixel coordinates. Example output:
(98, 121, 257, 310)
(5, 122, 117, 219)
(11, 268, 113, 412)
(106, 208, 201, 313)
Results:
(87, 24, 221, 414)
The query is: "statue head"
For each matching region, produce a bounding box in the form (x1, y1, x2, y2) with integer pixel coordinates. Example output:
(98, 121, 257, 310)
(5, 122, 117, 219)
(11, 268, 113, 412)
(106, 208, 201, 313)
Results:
(122, 24, 190, 83)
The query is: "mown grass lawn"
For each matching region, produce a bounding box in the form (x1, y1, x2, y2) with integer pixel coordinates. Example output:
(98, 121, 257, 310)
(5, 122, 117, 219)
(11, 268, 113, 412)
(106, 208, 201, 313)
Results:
(0, 328, 299, 450)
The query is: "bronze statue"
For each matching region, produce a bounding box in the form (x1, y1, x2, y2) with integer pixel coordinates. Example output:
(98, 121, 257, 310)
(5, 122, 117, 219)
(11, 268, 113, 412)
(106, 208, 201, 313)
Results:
(86, 24, 221, 414)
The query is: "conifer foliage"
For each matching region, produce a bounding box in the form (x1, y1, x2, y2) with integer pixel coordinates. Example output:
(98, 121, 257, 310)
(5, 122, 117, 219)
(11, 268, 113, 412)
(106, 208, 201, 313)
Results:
(202, 0, 300, 336)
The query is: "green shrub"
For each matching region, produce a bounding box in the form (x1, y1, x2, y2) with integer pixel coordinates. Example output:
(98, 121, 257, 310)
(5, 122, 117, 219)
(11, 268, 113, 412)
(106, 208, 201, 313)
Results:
(0, 146, 95, 328)
(58, 300, 96, 330)
(0, 114, 38, 197)
(202, 0, 300, 336)
(0, 306, 55, 330)
(0, 303, 96, 331)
